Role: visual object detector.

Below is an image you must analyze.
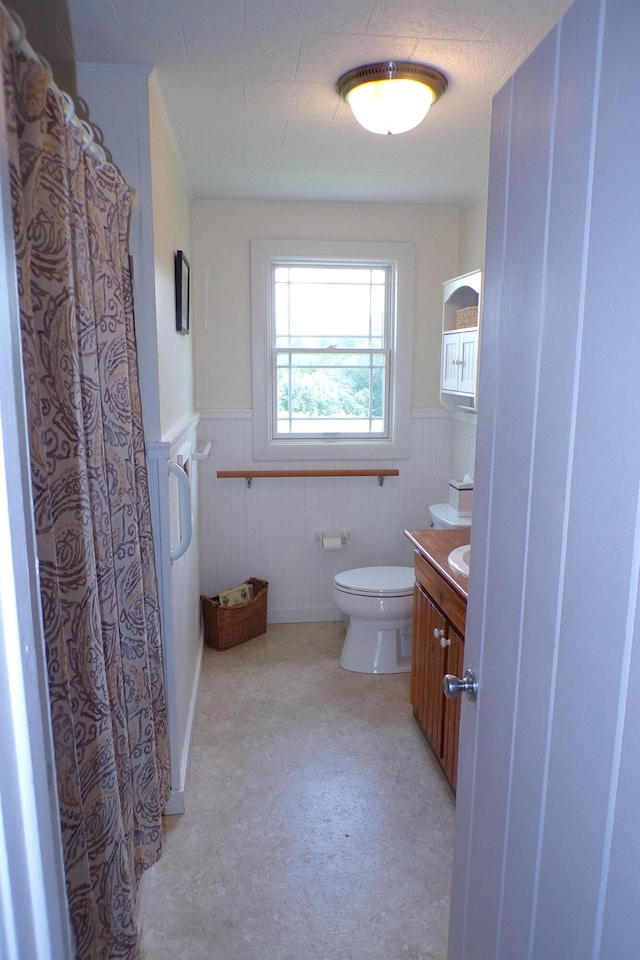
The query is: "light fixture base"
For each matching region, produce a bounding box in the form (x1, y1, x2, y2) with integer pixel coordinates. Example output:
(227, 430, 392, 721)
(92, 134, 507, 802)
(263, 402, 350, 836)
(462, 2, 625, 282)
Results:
(336, 61, 447, 104)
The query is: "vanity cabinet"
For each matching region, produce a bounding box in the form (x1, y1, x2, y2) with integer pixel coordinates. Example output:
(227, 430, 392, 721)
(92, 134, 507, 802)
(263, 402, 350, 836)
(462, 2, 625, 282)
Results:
(411, 548, 467, 792)
(441, 269, 482, 409)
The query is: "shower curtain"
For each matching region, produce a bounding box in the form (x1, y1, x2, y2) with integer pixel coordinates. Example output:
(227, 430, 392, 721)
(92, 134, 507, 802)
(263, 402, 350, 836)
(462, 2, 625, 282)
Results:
(2, 9, 170, 959)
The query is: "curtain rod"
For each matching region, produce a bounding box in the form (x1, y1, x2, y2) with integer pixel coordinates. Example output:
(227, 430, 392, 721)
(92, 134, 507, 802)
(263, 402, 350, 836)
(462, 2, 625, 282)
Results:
(6, 7, 108, 169)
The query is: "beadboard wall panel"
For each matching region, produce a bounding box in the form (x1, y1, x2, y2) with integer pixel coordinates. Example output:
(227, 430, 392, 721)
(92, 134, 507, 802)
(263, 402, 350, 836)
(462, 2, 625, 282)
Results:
(198, 410, 458, 622)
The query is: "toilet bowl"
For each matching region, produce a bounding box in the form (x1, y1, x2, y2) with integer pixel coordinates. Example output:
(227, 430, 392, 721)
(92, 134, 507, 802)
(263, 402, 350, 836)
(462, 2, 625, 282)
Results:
(333, 566, 415, 674)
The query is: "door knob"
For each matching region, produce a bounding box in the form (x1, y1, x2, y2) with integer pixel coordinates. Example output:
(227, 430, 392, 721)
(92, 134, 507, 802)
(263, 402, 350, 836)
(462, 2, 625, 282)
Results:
(442, 668, 478, 702)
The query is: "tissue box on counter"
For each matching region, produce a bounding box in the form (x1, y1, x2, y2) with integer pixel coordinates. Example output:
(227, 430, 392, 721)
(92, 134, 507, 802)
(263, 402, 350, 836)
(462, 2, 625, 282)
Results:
(449, 477, 473, 516)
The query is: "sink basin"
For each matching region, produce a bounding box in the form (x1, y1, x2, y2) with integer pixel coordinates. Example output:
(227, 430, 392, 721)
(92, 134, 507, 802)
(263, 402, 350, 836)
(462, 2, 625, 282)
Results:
(448, 544, 470, 578)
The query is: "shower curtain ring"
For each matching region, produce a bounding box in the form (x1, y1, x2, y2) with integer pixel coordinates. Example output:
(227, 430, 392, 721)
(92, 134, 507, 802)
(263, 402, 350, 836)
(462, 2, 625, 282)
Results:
(80, 120, 95, 152)
(61, 91, 76, 124)
(92, 144, 108, 169)
(7, 10, 26, 50)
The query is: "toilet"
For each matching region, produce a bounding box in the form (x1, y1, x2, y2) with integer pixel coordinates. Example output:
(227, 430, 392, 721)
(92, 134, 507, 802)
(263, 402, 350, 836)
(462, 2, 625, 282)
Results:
(333, 566, 415, 674)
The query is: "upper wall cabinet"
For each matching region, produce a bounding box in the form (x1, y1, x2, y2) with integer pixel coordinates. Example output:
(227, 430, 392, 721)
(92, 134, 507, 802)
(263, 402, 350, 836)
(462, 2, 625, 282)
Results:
(440, 270, 483, 412)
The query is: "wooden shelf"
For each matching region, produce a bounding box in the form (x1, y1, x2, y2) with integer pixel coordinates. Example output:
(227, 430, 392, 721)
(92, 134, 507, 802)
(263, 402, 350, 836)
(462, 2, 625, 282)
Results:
(216, 468, 399, 488)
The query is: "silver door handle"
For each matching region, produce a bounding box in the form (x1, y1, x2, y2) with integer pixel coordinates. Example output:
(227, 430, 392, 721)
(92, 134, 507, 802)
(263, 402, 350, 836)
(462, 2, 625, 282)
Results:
(442, 668, 478, 702)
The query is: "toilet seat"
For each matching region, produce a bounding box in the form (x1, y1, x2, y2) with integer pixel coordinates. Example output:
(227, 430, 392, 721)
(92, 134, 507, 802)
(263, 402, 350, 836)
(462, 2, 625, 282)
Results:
(334, 566, 415, 597)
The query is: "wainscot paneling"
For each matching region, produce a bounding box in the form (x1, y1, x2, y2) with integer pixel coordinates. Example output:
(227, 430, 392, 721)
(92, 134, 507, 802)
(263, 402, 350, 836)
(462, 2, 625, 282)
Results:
(197, 410, 455, 622)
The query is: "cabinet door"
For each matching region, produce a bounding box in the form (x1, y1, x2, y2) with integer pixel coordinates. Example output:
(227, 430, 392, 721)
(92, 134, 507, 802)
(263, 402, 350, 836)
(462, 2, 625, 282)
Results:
(441, 329, 478, 397)
(457, 329, 478, 395)
(441, 331, 462, 393)
(411, 583, 427, 730)
(442, 625, 464, 792)
(412, 582, 447, 760)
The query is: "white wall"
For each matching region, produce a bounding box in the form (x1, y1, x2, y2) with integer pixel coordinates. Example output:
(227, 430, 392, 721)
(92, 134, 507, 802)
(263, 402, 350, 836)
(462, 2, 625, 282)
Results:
(449, 410, 478, 481)
(149, 74, 195, 439)
(193, 200, 465, 617)
(193, 200, 459, 411)
(69, 65, 197, 442)
(198, 410, 452, 620)
(446, 193, 487, 481)
(458, 193, 488, 276)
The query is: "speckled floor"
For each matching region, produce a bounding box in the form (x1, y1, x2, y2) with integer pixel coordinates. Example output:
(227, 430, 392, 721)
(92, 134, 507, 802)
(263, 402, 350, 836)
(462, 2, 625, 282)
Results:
(140, 621, 455, 960)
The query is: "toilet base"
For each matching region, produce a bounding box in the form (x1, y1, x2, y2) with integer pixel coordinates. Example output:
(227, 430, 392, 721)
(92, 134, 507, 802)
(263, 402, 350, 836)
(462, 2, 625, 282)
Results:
(339, 617, 412, 674)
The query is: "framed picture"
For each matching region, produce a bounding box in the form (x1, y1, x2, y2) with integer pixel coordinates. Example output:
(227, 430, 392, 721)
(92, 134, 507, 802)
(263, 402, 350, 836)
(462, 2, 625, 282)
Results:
(175, 250, 190, 334)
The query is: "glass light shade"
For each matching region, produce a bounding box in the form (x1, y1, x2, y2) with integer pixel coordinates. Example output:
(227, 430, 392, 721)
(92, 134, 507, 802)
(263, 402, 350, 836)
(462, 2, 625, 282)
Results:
(337, 62, 447, 136)
(346, 77, 436, 135)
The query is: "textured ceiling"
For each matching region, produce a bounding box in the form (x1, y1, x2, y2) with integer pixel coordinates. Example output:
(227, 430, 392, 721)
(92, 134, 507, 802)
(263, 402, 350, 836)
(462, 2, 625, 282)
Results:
(11, 0, 573, 204)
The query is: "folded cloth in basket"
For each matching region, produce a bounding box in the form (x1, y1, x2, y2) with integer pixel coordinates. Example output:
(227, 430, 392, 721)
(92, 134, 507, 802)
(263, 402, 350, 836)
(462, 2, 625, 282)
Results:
(215, 581, 254, 607)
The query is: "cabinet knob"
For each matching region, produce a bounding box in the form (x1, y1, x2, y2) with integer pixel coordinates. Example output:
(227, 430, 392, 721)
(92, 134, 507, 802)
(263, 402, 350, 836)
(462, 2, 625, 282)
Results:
(440, 635, 451, 648)
(433, 628, 445, 640)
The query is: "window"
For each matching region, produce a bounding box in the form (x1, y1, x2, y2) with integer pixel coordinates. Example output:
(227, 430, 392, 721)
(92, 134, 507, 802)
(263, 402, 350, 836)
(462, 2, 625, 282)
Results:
(251, 239, 414, 460)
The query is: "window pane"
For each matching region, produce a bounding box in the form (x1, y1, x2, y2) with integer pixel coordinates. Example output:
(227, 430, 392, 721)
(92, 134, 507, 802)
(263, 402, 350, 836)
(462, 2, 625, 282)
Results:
(276, 354, 387, 436)
(284, 266, 382, 284)
(273, 264, 388, 350)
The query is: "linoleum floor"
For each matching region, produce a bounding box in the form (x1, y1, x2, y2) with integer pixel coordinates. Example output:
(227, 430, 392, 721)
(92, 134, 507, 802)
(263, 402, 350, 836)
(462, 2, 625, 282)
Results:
(140, 621, 454, 960)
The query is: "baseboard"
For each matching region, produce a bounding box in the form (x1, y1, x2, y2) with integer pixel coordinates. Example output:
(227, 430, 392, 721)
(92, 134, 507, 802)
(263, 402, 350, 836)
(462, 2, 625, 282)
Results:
(163, 635, 204, 816)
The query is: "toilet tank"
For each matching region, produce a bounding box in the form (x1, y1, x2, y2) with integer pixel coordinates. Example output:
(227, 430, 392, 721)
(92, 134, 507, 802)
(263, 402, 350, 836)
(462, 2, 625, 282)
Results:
(428, 502, 472, 530)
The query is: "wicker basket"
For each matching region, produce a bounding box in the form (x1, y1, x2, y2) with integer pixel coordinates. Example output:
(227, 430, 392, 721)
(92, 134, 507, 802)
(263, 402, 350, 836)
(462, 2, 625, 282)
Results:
(456, 305, 478, 328)
(201, 578, 268, 650)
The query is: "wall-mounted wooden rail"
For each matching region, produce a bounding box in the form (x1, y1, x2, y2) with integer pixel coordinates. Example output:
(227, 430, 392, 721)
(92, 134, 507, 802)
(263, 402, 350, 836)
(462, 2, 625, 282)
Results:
(216, 468, 400, 488)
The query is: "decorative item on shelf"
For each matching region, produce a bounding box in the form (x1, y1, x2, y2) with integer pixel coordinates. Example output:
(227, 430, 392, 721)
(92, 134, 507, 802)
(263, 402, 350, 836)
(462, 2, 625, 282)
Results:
(455, 305, 478, 329)
(336, 61, 447, 135)
(201, 578, 268, 650)
(175, 249, 190, 334)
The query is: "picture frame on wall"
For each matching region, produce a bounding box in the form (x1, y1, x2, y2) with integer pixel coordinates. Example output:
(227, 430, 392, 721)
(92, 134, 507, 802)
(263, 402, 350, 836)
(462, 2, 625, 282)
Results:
(175, 250, 190, 334)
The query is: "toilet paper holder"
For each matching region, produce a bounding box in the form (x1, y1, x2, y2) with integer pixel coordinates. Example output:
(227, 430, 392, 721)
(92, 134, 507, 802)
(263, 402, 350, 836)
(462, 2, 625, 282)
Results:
(315, 531, 350, 546)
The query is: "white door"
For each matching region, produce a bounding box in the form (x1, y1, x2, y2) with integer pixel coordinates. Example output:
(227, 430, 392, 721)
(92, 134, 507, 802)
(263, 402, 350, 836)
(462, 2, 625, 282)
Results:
(449, 1, 640, 958)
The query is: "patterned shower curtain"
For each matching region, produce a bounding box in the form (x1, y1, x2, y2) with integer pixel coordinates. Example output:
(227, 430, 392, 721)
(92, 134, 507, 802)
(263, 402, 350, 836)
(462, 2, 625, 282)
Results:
(2, 9, 170, 959)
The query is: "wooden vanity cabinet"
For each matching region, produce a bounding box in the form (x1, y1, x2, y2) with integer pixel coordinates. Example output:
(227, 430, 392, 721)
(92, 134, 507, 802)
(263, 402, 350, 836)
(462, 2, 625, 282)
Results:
(411, 550, 466, 792)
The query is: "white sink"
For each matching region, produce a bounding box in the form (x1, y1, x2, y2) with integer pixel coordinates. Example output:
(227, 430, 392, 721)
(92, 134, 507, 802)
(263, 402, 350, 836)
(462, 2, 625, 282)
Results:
(448, 544, 470, 578)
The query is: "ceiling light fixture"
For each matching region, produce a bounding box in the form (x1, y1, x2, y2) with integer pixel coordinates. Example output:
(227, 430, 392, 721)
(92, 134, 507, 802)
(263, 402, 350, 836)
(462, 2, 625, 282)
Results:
(336, 60, 447, 136)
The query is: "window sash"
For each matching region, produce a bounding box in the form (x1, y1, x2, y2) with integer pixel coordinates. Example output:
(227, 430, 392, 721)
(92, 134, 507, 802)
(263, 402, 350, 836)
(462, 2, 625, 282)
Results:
(272, 262, 390, 353)
(250, 238, 415, 461)
(272, 347, 390, 439)
(270, 260, 393, 441)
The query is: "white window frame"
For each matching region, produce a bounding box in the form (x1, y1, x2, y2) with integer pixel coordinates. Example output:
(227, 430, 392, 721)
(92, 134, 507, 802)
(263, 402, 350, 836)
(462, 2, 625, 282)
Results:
(250, 238, 414, 461)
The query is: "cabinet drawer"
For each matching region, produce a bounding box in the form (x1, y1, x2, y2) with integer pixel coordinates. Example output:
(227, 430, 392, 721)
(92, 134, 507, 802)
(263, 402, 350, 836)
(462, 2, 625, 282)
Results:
(414, 550, 467, 636)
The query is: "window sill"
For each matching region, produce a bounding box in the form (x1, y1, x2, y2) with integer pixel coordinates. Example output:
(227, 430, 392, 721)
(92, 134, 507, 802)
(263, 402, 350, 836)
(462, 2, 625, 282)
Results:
(252, 436, 410, 462)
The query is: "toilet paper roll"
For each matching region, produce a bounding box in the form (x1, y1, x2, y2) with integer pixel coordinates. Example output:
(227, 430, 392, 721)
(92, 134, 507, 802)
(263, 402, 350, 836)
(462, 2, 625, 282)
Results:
(322, 536, 343, 551)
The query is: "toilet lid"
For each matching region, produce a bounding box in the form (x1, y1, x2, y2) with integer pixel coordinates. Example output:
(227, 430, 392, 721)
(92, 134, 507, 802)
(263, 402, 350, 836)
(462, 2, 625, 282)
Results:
(334, 566, 415, 597)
